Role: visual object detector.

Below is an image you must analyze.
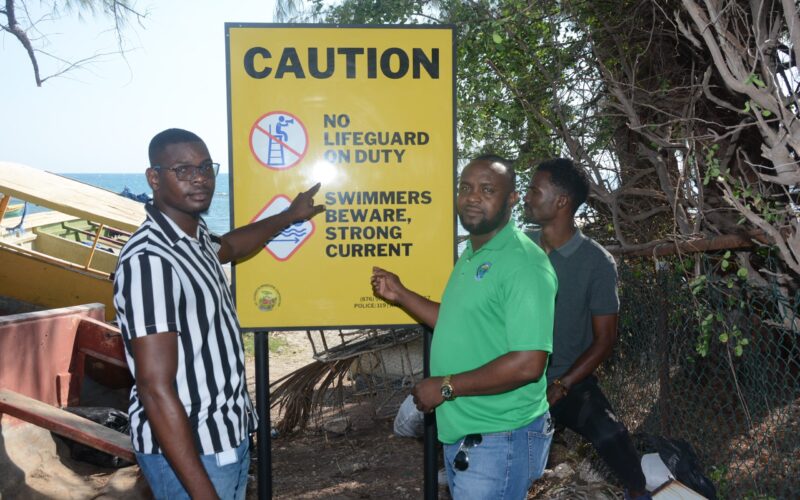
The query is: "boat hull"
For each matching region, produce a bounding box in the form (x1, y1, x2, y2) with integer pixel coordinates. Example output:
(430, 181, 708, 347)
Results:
(0, 244, 116, 321)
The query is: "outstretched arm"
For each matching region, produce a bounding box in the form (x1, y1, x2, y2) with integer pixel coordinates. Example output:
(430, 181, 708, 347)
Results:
(371, 266, 440, 328)
(131, 332, 220, 500)
(217, 183, 324, 264)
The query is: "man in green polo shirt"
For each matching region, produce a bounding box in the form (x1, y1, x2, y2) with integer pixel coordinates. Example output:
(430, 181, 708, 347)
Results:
(371, 155, 557, 499)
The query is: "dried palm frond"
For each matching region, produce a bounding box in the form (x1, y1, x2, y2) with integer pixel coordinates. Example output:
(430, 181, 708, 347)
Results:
(533, 460, 623, 500)
(270, 328, 424, 434)
(269, 358, 352, 434)
(543, 482, 621, 500)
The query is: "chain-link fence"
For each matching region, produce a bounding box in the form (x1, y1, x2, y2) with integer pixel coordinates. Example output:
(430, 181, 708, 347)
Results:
(602, 255, 800, 499)
(268, 251, 799, 497)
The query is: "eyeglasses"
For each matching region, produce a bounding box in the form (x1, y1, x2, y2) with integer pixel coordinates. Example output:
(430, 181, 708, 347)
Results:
(453, 433, 482, 471)
(152, 162, 219, 181)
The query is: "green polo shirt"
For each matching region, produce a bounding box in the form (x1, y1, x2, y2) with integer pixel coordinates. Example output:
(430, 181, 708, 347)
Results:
(431, 221, 557, 444)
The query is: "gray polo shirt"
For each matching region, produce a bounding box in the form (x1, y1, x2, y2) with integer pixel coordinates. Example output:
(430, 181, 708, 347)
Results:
(528, 229, 619, 382)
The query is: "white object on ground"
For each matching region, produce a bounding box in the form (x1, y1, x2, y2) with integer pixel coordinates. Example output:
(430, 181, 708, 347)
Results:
(641, 452, 674, 491)
(438, 467, 448, 486)
(393, 394, 424, 438)
(653, 480, 708, 500)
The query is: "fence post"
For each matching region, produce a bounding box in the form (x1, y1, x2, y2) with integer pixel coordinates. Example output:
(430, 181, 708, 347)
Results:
(655, 265, 672, 437)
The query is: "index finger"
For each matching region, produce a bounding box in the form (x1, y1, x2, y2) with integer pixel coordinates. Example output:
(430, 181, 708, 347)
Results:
(304, 182, 322, 196)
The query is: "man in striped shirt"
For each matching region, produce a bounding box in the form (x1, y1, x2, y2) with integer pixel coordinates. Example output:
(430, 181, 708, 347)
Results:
(114, 128, 324, 499)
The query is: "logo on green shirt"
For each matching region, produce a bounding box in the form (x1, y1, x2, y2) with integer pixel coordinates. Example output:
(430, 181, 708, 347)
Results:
(475, 262, 492, 280)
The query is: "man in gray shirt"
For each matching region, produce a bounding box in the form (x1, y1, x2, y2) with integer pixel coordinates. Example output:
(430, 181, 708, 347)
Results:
(524, 158, 650, 500)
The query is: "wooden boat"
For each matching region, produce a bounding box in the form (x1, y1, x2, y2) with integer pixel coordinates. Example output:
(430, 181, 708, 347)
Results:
(0, 303, 146, 498)
(2, 202, 24, 218)
(0, 162, 146, 321)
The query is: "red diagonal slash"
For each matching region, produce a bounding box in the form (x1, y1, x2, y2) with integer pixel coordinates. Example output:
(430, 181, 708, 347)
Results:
(255, 124, 302, 159)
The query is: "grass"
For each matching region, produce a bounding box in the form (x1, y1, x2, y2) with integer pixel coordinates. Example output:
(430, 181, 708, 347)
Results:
(242, 332, 290, 358)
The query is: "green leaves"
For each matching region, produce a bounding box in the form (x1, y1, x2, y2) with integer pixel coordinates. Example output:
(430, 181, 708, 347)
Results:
(690, 275, 707, 295)
(743, 97, 773, 117)
(702, 144, 724, 185)
(745, 73, 766, 88)
(721, 250, 731, 271)
(691, 267, 752, 358)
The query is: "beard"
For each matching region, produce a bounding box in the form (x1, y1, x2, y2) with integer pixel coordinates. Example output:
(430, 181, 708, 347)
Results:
(522, 204, 536, 225)
(459, 203, 511, 236)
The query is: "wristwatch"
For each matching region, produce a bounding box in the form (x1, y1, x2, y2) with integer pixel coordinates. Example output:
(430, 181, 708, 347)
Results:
(440, 375, 455, 401)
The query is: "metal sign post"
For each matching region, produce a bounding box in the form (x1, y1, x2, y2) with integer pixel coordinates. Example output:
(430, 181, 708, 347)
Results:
(254, 331, 272, 499)
(423, 327, 438, 500)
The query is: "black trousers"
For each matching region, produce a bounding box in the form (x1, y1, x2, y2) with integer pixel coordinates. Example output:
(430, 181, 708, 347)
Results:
(549, 375, 646, 492)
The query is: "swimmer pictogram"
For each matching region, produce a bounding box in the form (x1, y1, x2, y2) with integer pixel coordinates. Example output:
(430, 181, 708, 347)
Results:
(251, 194, 315, 260)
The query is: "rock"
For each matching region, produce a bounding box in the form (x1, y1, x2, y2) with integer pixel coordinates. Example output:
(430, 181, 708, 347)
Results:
(323, 416, 352, 435)
(543, 462, 575, 479)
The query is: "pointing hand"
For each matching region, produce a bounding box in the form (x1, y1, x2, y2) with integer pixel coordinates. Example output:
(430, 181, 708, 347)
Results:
(371, 267, 406, 303)
(287, 183, 325, 221)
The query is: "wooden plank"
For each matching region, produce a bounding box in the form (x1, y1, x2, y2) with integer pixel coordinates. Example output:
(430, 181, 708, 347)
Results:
(0, 245, 116, 321)
(80, 348, 129, 370)
(0, 240, 110, 278)
(0, 389, 135, 463)
(0, 162, 146, 232)
(653, 479, 708, 499)
(1, 210, 78, 231)
(0, 194, 10, 218)
(76, 318, 127, 363)
(75, 318, 133, 389)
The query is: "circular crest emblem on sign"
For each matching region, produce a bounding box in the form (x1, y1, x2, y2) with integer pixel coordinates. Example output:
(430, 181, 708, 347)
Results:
(254, 284, 281, 312)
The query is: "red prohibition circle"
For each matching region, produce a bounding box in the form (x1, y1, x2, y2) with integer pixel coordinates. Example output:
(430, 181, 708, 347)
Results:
(248, 111, 309, 170)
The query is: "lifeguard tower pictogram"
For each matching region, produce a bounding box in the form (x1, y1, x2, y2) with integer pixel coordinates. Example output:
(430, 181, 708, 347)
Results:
(249, 112, 308, 170)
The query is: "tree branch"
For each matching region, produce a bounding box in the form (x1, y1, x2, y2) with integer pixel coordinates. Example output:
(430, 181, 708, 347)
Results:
(5, 0, 43, 86)
(606, 229, 772, 256)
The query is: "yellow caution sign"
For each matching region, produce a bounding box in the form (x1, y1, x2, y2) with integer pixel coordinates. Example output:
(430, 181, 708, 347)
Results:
(226, 25, 455, 329)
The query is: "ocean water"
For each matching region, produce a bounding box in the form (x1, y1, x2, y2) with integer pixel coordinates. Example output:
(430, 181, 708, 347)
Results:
(41, 173, 231, 235)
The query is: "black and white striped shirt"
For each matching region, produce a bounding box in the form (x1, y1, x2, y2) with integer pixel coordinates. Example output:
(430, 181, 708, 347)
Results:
(113, 203, 255, 455)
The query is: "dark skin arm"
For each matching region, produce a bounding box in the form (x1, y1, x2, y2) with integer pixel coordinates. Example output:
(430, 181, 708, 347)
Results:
(371, 268, 548, 411)
(547, 313, 618, 406)
(131, 333, 219, 500)
(412, 350, 549, 412)
(217, 183, 325, 264)
(371, 267, 440, 328)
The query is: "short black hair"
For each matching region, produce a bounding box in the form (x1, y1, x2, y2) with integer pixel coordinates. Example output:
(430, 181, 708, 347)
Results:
(148, 128, 204, 166)
(536, 158, 590, 213)
(471, 154, 516, 191)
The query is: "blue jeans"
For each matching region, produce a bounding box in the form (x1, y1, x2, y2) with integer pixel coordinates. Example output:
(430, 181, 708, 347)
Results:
(136, 439, 250, 500)
(443, 412, 553, 500)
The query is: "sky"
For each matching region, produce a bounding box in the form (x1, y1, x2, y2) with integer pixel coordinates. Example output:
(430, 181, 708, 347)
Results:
(1, 1, 280, 173)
